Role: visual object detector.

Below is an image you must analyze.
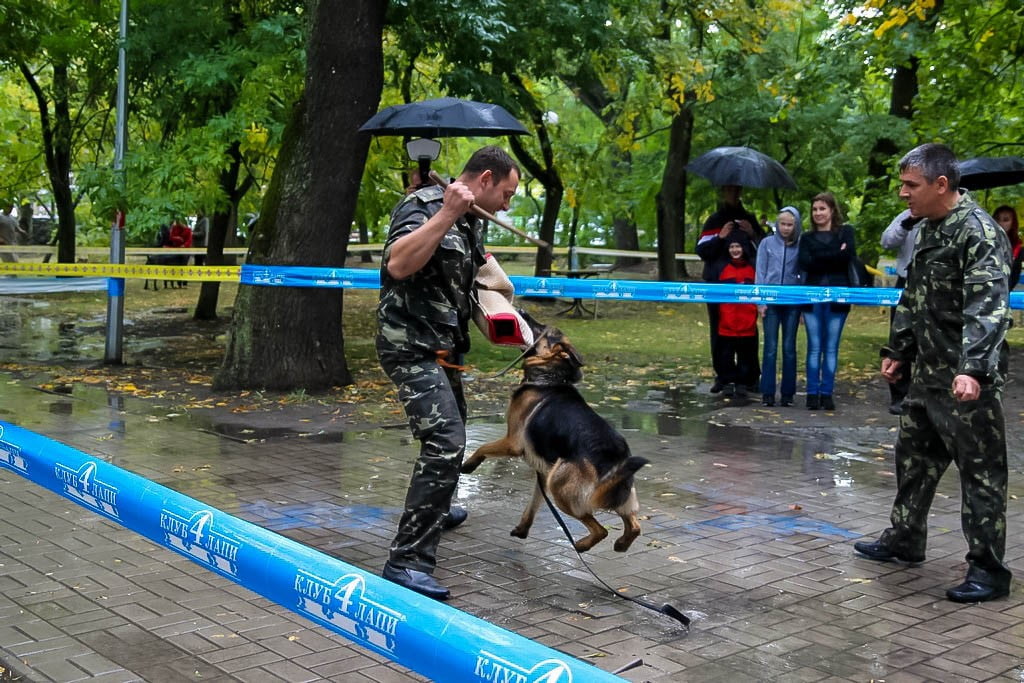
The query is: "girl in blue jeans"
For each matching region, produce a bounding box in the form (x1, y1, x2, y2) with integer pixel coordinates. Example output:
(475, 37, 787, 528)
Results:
(798, 192, 858, 411)
(756, 206, 804, 406)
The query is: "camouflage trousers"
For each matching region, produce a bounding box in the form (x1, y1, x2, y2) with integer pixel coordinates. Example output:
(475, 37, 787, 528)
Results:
(380, 354, 467, 573)
(880, 385, 1011, 587)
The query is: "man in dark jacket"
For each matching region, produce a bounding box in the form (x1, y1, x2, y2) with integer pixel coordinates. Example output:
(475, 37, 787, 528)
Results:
(696, 185, 765, 393)
(854, 143, 1013, 603)
(377, 146, 520, 600)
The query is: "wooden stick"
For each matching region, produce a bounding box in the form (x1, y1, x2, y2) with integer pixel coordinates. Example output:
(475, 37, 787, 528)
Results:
(428, 170, 550, 249)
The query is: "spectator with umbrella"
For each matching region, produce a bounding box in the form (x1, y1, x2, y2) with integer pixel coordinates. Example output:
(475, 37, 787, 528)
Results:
(690, 147, 795, 394)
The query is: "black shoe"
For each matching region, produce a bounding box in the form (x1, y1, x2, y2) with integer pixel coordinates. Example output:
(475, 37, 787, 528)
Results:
(888, 400, 905, 416)
(853, 540, 924, 565)
(946, 580, 1009, 603)
(710, 381, 724, 394)
(820, 395, 835, 411)
(734, 384, 748, 398)
(761, 394, 775, 407)
(722, 383, 736, 398)
(806, 395, 819, 410)
(441, 505, 468, 531)
(382, 562, 450, 600)
(780, 395, 794, 407)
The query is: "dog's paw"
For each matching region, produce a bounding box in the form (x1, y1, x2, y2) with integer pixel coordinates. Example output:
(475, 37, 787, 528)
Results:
(510, 526, 529, 539)
(613, 538, 633, 552)
(460, 459, 481, 474)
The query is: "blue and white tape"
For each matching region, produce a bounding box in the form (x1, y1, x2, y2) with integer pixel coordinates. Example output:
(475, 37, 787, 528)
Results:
(0, 422, 624, 683)
(243, 265, 1024, 309)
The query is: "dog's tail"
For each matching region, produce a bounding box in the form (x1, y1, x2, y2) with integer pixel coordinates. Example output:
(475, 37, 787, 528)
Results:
(592, 456, 649, 510)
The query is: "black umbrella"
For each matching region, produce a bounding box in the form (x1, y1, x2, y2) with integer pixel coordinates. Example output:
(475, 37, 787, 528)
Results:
(958, 156, 1024, 190)
(686, 146, 798, 190)
(359, 97, 528, 138)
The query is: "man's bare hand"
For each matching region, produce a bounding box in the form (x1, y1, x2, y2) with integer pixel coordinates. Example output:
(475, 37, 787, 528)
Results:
(735, 219, 754, 236)
(441, 181, 475, 218)
(952, 374, 980, 402)
(880, 357, 903, 384)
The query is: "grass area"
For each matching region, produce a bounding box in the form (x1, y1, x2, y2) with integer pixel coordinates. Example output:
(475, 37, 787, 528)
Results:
(8, 272, 1024, 409)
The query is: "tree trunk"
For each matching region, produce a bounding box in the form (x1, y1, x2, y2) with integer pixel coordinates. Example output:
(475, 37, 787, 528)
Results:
(19, 60, 77, 263)
(507, 75, 563, 277)
(656, 107, 694, 281)
(214, 0, 386, 391)
(195, 143, 251, 320)
(860, 57, 918, 265)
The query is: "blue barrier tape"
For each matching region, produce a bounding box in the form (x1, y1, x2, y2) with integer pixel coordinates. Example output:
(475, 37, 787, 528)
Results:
(0, 422, 624, 683)
(108, 277, 125, 296)
(242, 264, 1024, 309)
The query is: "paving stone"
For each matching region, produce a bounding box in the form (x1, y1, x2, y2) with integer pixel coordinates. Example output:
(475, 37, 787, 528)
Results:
(1, 375, 1022, 683)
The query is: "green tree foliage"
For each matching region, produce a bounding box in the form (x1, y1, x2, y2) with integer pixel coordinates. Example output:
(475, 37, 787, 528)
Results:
(0, 0, 120, 262)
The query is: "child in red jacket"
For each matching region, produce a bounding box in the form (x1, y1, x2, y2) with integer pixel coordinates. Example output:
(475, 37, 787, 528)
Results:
(714, 232, 758, 398)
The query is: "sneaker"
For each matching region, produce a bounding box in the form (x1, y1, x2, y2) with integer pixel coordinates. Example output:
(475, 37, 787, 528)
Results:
(780, 395, 794, 407)
(806, 395, 820, 410)
(710, 381, 725, 394)
(820, 395, 836, 411)
(761, 394, 775, 407)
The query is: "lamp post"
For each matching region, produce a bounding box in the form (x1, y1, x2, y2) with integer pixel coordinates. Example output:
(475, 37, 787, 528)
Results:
(104, 0, 128, 364)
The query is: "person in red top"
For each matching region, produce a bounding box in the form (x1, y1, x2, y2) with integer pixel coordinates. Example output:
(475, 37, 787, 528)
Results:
(713, 232, 759, 398)
(168, 219, 193, 248)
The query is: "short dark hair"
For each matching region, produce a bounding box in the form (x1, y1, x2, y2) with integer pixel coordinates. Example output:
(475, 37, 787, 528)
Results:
(899, 143, 960, 190)
(461, 146, 520, 182)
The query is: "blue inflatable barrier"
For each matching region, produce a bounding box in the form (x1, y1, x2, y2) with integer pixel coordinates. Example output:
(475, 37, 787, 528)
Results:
(0, 422, 625, 683)
(239, 265, 1024, 309)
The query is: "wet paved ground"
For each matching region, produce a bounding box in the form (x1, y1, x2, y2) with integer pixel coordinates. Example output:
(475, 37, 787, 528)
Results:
(1, 371, 1023, 682)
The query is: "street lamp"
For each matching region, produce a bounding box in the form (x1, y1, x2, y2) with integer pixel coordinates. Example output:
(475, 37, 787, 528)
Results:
(405, 138, 441, 188)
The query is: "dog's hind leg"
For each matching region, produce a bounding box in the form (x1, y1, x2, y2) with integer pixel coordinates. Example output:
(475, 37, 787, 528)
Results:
(612, 487, 642, 552)
(510, 480, 544, 539)
(567, 512, 608, 553)
(462, 436, 523, 473)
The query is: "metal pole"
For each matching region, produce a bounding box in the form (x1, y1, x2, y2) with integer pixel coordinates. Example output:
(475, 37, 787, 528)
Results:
(104, 0, 128, 364)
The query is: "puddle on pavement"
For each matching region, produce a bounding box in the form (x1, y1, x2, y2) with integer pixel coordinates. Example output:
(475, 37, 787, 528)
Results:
(0, 298, 176, 364)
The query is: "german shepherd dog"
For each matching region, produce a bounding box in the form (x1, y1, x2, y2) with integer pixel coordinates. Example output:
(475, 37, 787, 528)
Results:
(461, 315, 648, 552)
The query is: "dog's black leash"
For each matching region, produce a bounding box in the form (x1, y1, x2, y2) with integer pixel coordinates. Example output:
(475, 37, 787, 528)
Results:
(535, 473, 691, 629)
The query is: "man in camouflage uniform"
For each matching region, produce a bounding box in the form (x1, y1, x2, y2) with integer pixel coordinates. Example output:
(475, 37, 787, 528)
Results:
(377, 146, 520, 600)
(855, 143, 1013, 603)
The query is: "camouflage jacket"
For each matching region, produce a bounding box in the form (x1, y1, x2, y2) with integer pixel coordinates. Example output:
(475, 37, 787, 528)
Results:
(376, 185, 486, 359)
(883, 192, 1011, 389)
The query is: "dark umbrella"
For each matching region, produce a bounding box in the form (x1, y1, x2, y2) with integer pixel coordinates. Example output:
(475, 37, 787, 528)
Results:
(686, 146, 798, 190)
(958, 156, 1024, 190)
(359, 97, 528, 138)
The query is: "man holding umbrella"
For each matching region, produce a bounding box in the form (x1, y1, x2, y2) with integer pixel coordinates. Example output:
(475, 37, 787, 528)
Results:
(696, 185, 766, 393)
(377, 145, 520, 601)
(689, 147, 794, 394)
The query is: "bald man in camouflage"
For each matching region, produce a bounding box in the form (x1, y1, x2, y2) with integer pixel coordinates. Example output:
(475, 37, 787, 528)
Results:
(855, 143, 1013, 603)
(377, 146, 520, 601)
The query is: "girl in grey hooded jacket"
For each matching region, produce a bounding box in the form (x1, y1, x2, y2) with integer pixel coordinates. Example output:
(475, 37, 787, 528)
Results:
(755, 206, 803, 406)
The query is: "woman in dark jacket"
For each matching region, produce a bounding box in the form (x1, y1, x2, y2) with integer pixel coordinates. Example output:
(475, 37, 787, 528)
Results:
(993, 205, 1022, 289)
(798, 192, 857, 412)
